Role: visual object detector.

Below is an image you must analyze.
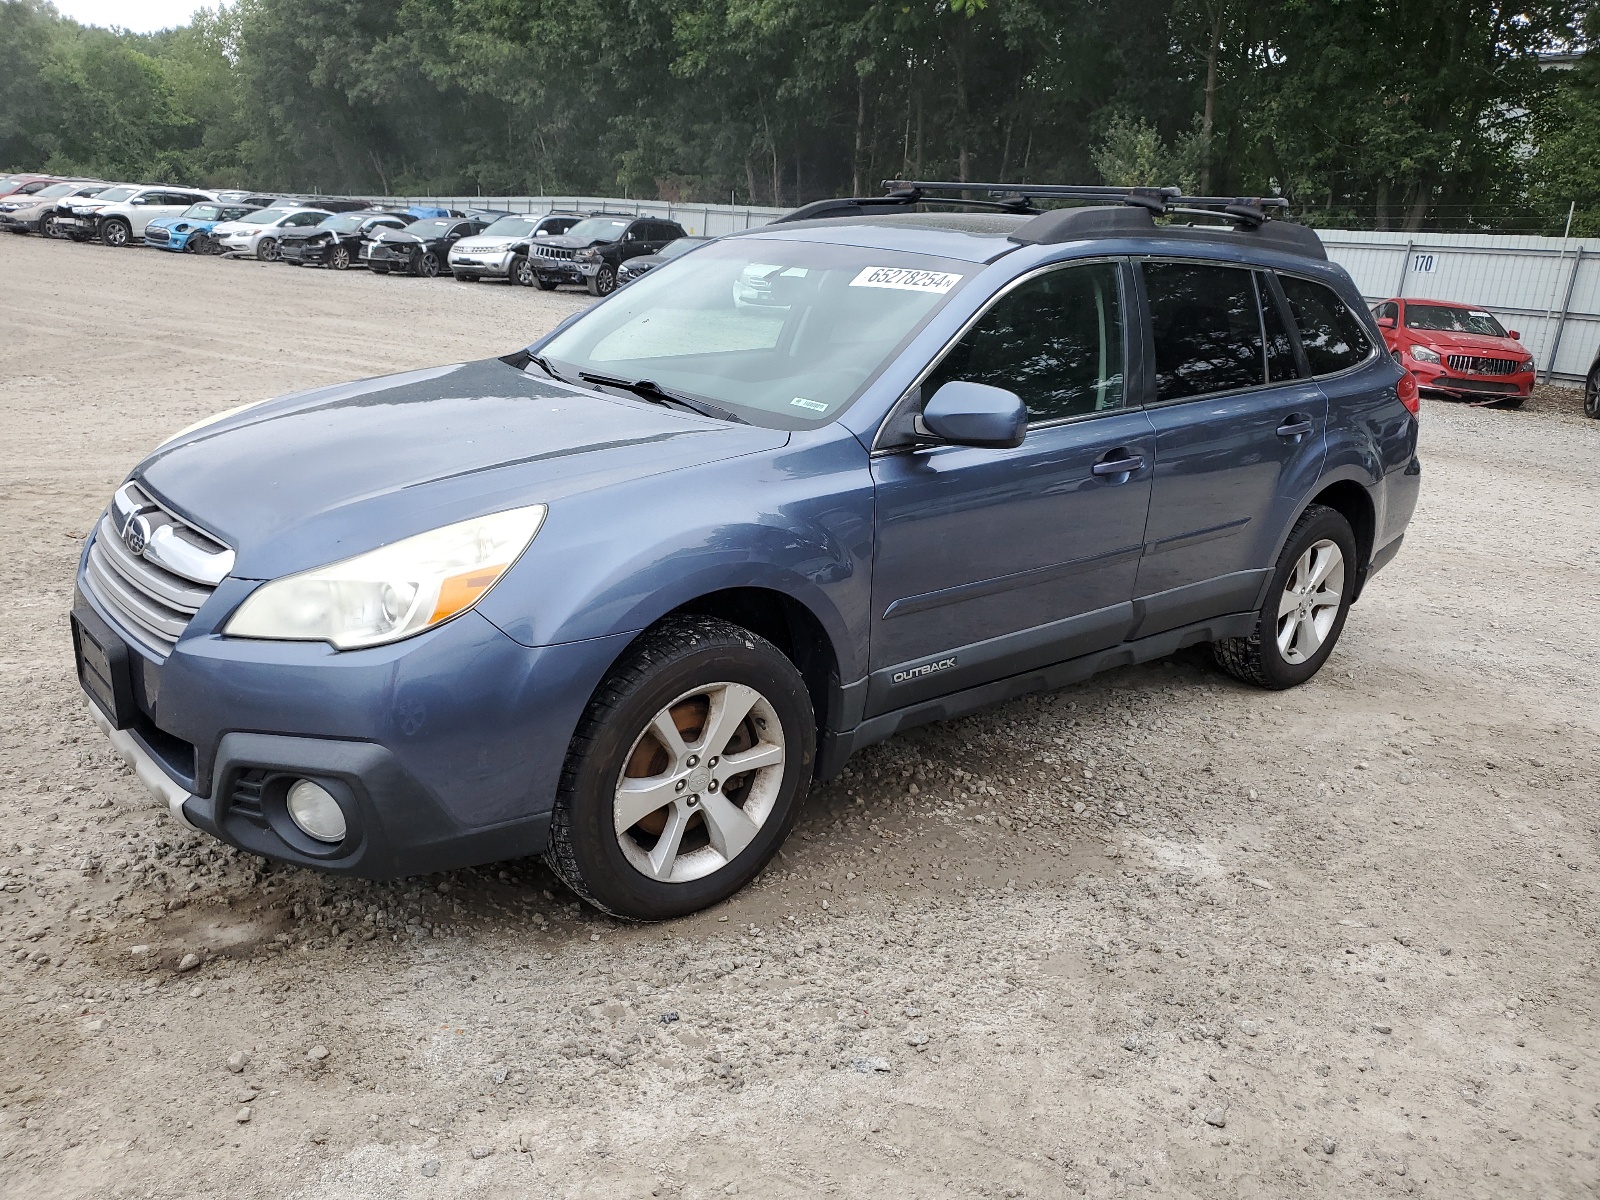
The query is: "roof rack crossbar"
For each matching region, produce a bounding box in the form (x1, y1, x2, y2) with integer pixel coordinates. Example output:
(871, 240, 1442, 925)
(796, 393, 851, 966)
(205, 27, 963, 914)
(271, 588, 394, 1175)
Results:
(882, 180, 1287, 226)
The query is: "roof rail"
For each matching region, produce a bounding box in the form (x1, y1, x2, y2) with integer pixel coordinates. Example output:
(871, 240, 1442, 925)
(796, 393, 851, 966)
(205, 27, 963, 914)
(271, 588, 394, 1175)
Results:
(771, 187, 1039, 224)
(883, 180, 1289, 227)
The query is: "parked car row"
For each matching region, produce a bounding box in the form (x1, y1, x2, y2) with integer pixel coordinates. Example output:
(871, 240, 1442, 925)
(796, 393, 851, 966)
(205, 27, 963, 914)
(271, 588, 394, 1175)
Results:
(2, 174, 702, 296)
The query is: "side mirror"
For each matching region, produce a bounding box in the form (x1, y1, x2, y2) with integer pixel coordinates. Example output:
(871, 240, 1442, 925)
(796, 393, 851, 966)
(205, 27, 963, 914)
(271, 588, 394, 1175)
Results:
(1509, 329, 1521, 340)
(1376, 316, 1395, 329)
(916, 381, 1027, 450)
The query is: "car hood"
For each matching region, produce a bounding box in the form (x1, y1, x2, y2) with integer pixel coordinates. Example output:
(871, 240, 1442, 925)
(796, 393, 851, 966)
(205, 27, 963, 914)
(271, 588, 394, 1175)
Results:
(1412, 329, 1528, 356)
(212, 220, 263, 236)
(537, 233, 614, 251)
(279, 228, 330, 242)
(136, 357, 788, 579)
(372, 229, 430, 245)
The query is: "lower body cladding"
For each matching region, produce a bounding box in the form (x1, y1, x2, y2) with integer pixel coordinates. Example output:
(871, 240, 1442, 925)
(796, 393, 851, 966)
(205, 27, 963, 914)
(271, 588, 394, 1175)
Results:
(72, 585, 637, 879)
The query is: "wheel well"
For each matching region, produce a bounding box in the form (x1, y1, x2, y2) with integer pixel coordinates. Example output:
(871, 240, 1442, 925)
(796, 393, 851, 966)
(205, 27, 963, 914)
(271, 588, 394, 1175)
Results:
(1308, 480, 1375, 578)
(668, 588, 840, 735)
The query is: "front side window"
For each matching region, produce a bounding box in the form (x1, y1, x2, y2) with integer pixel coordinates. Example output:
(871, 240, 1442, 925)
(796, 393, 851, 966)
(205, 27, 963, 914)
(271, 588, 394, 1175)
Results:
(1280, 276, 1373, 375)
(1144, 261, 1264, 402)
(541, 238, 975, 429)
(923, 261, 1125, 423)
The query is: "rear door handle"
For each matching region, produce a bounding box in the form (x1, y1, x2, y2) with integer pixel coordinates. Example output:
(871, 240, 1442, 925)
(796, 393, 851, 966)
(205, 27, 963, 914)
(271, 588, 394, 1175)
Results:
(1091, 452, 1146, 478)
(1276, 417, 1314, 438)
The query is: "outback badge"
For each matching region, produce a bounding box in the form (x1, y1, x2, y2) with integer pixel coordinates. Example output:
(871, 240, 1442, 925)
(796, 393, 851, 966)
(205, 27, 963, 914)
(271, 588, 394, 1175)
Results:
(892, 656, 957, 685)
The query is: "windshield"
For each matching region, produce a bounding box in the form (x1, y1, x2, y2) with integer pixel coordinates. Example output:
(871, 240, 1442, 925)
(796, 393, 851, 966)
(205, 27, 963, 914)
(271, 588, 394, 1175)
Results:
(322, 213, 370, 233)
(658, 238, 706, 261)
(237, 208, 285, 225)
(182, 203, 224, 220)
(33, 183, 76, 200)
(541, 238, 975, 429)
(405, 219, 452, 238)
(565, 217, 630, 243)
(482, 216, 540, 238)
(1405, 304, 1508, 337)
(91, 186, 135, 204)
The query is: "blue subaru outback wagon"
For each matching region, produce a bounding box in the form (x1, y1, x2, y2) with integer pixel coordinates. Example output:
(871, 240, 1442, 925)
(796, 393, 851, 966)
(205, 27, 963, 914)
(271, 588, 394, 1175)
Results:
(72, 183, 1421, 919)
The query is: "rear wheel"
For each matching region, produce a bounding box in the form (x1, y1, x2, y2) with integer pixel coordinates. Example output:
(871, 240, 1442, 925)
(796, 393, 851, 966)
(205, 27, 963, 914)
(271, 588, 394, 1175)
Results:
(511, 255, 536, 287)
(1213, 504, 1357, 690)
(330, 244, 351, 270)
(100, 218, 131, 248)
(257, 237, 280, 262)
(546, 616, 815, 920)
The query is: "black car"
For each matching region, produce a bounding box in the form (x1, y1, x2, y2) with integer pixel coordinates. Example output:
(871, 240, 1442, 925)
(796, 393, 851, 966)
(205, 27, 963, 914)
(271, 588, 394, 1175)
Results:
(267, 195, 376, 214)
(1586, 350, 1599, 418)
(615, 235, 712, 286)
(280, 211, 415, 270)
(363, 217, 489, 277)
(528, 215, 687, 295)
(447, 212, 591, 284)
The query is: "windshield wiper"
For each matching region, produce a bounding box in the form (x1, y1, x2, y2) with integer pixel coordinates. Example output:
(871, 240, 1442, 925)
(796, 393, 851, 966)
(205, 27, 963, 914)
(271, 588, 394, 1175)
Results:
(578, 371, 746, 424)
(526, 353, 568, 383)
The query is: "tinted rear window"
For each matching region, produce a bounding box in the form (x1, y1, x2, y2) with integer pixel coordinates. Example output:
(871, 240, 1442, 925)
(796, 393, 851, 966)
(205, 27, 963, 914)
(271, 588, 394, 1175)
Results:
(1144, 262, 1264, 402)
(1279, 276, 1373, 375)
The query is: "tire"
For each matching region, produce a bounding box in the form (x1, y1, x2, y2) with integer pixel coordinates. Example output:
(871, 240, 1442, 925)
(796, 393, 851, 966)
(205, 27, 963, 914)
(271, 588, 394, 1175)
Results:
(330, 244, 351, 271)
(536, 276, 558, 291)
(370, 265, 390, 275)
(419, 251, 441, 278)
(69, 231, 92, 243)
(511, 255, 536, 287)
(40, 214, 61, 239)
(1213, 504, 1358, 690)
(586, 263, 617, 297)
(257, 237, 279, 262)
(453, 271, 480, 283)
(191, 233, 218, 256)
(546, 615, 816, 920)
(1585, 365, 1600, 419)
(100, 218, 131, 248)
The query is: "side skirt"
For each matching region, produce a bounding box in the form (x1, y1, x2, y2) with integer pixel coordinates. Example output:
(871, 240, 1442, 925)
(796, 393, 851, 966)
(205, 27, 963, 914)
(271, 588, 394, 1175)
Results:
(815, 611, 1255, 781)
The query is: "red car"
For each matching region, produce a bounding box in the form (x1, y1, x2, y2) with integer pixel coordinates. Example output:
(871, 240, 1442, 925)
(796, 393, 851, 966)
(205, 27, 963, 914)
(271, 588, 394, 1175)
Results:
(0, 174, 60, 201)
(1371, 297, 1535, 408)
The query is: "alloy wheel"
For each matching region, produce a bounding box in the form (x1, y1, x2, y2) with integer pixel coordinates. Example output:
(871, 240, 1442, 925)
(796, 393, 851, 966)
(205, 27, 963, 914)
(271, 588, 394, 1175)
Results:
(258, 237, 279, 262)
(1586, 368, 1600, 418)
(613, 682, 786, 884)
(1276, 539, 1345, 665)
(420, 252, 440, 278)
(102, 219, 129, 247)
(331, 245, 350, 270)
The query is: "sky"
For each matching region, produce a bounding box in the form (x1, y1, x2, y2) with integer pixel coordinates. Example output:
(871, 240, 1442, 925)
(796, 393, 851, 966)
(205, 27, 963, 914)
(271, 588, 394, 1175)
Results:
(51, 1, 214, 33)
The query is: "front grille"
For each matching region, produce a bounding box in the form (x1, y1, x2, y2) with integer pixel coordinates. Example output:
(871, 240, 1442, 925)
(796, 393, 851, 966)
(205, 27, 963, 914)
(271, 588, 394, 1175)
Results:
(1443, 377, 1517, 394)
(82, 481, 234, 655)
(1445, 354, 1519, 375)
(145, 227, 170, 244)
(533, 245, 576, 261)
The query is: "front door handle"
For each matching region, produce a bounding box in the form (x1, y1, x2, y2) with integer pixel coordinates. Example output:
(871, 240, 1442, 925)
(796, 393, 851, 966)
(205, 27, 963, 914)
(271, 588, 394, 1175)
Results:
(1277, 416, 1314, 439)
(1091, 451, 1146, 478)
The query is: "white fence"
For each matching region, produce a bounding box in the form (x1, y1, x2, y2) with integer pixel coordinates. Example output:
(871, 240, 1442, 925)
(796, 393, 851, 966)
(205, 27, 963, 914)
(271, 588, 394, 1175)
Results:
(394, 196, 1599, 385)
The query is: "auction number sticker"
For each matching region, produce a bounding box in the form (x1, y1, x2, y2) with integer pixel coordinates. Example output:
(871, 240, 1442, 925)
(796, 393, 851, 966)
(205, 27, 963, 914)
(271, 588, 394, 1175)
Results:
(849, 266, 963, 293)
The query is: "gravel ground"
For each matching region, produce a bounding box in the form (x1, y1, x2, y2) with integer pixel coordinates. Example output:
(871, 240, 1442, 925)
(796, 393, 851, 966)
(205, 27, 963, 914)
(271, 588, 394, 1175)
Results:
(1, 232, 1597, 1200)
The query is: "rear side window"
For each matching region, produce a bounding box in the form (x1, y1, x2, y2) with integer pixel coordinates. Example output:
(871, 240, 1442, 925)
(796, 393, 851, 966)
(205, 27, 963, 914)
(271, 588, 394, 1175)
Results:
(924, 261, 1125, 424)
(1143, 262, 1264, 401)
(1279, 276, 1373, 375)
(1259, 274, 1300, 383)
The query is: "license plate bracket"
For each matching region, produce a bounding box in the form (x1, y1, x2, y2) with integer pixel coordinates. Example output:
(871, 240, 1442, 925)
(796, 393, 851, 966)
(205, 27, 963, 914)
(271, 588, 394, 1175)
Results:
(72, 605, 136, 729)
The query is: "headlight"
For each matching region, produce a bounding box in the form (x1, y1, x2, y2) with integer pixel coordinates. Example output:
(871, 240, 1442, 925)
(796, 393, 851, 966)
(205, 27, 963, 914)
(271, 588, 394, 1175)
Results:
(576, 248, 601, 261)
(224, 505, 547, 650)
(1408, 345, 1441, 365)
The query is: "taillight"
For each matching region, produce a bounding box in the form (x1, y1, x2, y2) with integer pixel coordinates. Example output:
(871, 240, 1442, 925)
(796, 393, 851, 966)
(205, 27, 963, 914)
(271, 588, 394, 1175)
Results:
(1396, 371, 1420, 417)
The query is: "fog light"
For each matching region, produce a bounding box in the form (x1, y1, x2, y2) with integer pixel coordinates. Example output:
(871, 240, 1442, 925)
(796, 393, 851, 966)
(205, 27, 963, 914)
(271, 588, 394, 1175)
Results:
(286, 779, 346, 842)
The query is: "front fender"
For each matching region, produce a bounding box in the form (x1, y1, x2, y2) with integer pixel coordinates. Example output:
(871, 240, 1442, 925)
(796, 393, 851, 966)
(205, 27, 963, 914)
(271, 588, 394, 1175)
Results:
(475, 427, 875, 681)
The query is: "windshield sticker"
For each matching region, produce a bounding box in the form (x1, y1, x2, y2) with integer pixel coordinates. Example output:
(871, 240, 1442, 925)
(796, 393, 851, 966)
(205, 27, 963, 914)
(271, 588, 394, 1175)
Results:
(849, 266, 963, 293)
(790, 397, 828, 412)
(1469, 311, 1494, 321)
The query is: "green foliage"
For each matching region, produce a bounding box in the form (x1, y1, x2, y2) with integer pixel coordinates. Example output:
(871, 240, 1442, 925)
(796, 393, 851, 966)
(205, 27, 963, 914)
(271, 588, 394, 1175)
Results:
(0, 0, 1587, 229)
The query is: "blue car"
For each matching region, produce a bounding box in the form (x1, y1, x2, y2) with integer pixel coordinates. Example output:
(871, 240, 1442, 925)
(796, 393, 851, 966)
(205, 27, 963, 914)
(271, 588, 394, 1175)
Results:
(144, 202, 264, 253)
(72, 182, 1420, 919)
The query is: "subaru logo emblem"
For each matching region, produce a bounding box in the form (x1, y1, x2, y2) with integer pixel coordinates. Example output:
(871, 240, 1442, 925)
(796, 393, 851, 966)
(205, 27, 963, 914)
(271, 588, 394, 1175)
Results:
(122, 514, 151, 557)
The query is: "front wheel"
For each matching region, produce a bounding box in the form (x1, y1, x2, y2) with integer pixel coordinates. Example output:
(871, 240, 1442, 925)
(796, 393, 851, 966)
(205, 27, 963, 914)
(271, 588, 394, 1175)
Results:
(536, 276, 558, 291)
(1213, 504, 1357, 690)
(1585, 365, 1600, 418)
(330, 245, 351, 270)
(511, 255, 536, 287)
(257, 237, 279, 262)
(191, 233, 218, 255)
(546, 616, 815, 920)
(101, 218, 131, 248)
(419, 251, 441, 278)
(40, 215, 61, 239)
(586, 264, 617, 297)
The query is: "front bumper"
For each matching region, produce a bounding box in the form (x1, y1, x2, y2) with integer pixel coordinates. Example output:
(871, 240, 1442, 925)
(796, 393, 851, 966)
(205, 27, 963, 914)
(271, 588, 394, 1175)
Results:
(365, 245, 417, 270)
(74, 565, 637, 878)
(448, 250, 515, 277)
(1406, 361, 1534, 400)
(0, 213, 38, 232)
(280, 241, 331, 265)
(218, 235, 256, 255)
(533, 257, 583, 283)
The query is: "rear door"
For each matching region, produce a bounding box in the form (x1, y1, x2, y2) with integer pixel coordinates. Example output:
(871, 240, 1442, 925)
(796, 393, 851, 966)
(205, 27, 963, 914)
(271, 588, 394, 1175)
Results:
(1131, 260, 1327, 636)
(867, 259, 1155, 715)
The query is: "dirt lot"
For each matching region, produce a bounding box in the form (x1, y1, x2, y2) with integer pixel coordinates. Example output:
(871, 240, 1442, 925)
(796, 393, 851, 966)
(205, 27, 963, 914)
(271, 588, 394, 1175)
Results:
(0, 231, 1596, 1200)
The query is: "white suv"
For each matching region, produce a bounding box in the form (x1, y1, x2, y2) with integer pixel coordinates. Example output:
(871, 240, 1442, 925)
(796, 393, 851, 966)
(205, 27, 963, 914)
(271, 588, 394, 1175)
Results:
(88, 186, 218, 247)
(213, 207, 332, 261)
